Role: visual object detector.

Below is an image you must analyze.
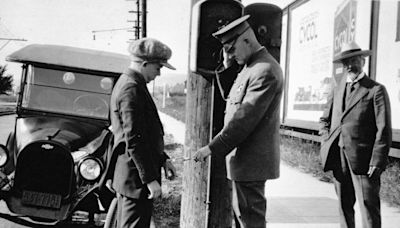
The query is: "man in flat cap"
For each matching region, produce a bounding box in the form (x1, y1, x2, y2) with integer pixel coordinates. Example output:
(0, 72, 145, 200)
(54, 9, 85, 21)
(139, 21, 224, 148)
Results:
(194, 15, 283, 228)
(109, 37, 177, 227)
(319, 41, 392, 228)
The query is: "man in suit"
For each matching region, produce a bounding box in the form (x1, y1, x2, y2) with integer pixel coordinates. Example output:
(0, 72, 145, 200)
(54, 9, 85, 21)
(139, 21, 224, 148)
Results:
(319, 41, 392, 228)
(194, 15, 283, 228)
(110, 38, 177, 227)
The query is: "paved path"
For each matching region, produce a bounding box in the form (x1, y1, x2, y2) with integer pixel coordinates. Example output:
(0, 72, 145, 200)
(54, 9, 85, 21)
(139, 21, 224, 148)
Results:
(158, 112, 400, 228)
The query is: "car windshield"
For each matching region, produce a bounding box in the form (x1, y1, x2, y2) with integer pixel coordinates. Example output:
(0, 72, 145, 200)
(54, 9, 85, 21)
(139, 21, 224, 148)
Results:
(21, 66, 114, 119)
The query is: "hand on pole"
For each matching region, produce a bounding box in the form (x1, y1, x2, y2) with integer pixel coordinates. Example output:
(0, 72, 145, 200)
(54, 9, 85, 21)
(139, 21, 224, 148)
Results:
(193, 146, 212, 162)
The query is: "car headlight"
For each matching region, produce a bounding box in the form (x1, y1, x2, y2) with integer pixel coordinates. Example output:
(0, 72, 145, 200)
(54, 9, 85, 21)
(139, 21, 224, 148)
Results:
(0, 145, 9, 167)
(78, 157, 102, 181)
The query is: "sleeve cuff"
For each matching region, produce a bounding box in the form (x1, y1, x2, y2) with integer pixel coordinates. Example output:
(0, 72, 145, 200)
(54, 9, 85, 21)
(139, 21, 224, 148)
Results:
(209, 134, 231, 156)
(160, 152, 170, 166)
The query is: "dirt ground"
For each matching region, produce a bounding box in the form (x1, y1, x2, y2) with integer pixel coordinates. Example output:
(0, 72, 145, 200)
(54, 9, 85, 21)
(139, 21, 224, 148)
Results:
(152, 133, 183, 228)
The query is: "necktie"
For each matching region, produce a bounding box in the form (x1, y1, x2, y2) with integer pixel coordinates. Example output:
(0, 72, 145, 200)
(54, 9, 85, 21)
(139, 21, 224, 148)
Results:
(346, 82, 352, 99)
(343, 82, 354, 109)
(346, 82, 355, 99)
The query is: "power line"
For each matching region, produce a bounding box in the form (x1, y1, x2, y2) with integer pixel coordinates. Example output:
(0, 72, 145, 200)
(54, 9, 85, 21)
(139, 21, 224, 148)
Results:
(0, 38, 27, 41)
(91, 27, 132, 40)
(0, 17, 27, 51)
(92, 27, 132, 33)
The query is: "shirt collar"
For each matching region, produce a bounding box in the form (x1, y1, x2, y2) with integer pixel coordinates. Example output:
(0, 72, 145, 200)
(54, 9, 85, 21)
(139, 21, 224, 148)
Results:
(246, 47, 266, 66)
(346, 71, 365, 83)
(124, 67, 146, 85)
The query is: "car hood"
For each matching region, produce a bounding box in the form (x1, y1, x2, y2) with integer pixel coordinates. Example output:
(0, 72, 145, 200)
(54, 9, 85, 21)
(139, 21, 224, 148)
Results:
(15, 116, 106, 152)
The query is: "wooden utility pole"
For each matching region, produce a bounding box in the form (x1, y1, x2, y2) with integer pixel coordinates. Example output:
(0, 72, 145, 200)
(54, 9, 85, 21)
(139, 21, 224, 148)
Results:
(180, 63, 232, 227)
(181, 0, 240, 227)
(136, 0, 141, 38)
(126, 0, 144, 40)
(180, 69, 213, 227)
(180, 0, 213, 226)
(141, 0, 146, 37)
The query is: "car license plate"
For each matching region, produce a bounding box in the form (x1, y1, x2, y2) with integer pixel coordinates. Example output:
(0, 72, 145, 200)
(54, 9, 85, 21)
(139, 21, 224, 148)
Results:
(21, 190, 62, 209)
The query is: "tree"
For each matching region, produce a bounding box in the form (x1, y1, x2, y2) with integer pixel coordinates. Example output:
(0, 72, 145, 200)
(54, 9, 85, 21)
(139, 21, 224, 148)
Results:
(0, 65, 13, 95)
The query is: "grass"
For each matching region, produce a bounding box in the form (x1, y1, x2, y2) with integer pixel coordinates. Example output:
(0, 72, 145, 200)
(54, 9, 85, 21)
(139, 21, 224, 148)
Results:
(0, 95, 17, 113)
(0, 106, 15, 113)
(0, 94, 17, 103)
(153, 93, 186, 122)
(280, 135, 334, 182)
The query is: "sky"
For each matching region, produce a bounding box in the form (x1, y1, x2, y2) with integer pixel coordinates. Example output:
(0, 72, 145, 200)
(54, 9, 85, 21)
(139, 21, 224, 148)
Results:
(0, 0, 292, 87)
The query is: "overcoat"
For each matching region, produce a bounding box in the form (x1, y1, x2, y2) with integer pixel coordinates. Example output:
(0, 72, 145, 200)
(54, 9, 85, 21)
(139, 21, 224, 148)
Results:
(209, 48, 283, 181)
(109, 68, 165, 198)
(319, 74, 392, 174)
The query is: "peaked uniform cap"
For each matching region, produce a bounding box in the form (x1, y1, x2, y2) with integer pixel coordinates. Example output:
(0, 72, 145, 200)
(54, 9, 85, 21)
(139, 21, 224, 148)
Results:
(128, 37, 176, 70)
(333, 41, 371, 63)
(212, 15, 251, 45)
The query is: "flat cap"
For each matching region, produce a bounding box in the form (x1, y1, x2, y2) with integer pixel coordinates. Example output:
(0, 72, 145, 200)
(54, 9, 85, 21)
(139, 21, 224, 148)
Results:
(128, 37, 176, 70)
(333, 41, 371, 63)
(212, 15, 251, 45)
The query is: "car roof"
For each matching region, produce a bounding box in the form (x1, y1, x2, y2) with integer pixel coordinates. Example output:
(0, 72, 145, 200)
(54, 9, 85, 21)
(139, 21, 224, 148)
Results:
(6, 44, 131, 75)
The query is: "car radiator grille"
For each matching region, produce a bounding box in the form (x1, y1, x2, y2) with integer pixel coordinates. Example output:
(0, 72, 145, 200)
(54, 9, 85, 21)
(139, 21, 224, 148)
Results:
(14, 141, 74, 199)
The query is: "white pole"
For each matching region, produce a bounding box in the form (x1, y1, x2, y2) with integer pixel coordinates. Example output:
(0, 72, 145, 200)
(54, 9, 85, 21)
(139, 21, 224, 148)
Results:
(162, 83, 166, 108)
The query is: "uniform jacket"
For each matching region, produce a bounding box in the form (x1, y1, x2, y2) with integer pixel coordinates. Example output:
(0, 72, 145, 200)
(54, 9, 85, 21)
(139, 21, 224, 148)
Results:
(209, 47, 283, 181)
(110, 68, 164, 198)
(319, 74, 392, 174)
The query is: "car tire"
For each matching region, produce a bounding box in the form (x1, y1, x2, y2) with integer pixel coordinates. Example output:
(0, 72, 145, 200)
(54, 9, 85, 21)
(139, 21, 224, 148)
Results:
(104, 197, 117, 228)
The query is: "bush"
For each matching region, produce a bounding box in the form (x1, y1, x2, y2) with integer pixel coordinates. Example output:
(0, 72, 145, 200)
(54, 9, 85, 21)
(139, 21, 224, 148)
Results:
(381, 159, 400, 207)
(0, 65, 14, 95)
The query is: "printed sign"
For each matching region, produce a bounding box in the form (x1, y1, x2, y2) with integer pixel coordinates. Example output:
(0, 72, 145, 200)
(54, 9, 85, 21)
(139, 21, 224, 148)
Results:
(286, 0, 337, 122)
(332, 0, 357, 84)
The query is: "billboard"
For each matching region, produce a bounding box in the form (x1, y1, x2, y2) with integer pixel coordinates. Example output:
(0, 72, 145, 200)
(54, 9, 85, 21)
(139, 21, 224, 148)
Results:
(376, 0, 400, 131)
(284, 0, 371, 125)
(332, 0, 357, 84)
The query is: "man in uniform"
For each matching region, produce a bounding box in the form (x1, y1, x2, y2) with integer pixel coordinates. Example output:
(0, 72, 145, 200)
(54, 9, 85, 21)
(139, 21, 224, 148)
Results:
(319, 41, 392, 228)
(194, 15, 283, 228)
(110, 37, 176, 227)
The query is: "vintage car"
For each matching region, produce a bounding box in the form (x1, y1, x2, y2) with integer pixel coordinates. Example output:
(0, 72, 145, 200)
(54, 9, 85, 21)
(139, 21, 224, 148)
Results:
(0, 44, 130, 224)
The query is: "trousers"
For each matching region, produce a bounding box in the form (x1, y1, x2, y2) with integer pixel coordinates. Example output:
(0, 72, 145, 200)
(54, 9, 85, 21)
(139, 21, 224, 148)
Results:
(116, 193, 153, 228)
(232, 180, 267, 228)
(333, 148, 381, 228)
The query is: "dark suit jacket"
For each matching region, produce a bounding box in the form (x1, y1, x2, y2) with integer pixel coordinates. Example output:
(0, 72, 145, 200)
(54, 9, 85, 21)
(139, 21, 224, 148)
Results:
(110, 68, 164, 198)
(209, 47, 283, 181)
(319, 74, 392, 174)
